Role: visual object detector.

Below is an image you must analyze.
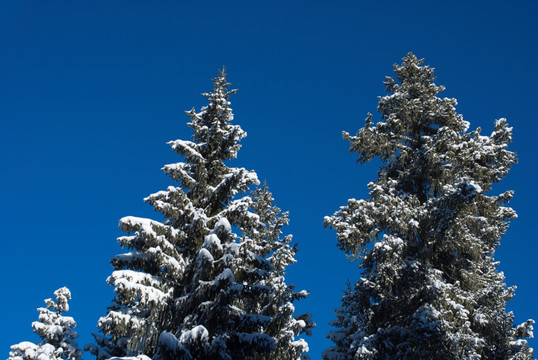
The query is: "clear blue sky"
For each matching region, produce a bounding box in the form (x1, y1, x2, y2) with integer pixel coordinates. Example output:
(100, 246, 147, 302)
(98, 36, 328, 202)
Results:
(1, 1, 537, 358)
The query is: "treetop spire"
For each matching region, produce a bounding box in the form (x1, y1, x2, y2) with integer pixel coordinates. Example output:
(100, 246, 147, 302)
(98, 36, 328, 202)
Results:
(324, 54, 533, 360)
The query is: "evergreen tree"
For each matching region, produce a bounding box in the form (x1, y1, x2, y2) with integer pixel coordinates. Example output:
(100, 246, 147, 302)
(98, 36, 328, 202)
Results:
(238, 183, 314, 360)
(87, 71, 312, 360)
(323, 53, 534, 360)
(9, 287, 82, 360)
(322, 282, 360, 360)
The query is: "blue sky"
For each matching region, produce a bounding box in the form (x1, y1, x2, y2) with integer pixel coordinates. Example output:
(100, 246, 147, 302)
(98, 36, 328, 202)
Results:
(1, 1, 537, 358)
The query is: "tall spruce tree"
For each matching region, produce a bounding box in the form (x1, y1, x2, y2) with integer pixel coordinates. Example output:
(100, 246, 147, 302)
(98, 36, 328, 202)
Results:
(323, 53, 534, 360)
(9, 287, 82, 360)
(87, 71, 312, 360)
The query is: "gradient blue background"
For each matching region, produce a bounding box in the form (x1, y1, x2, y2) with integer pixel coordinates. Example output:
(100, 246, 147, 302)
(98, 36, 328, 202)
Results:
(1, 1, 536, 358)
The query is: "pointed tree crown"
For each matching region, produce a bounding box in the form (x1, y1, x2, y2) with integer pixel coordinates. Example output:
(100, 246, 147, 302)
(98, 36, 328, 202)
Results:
(89, 71, 312, 360)
(9, 287, 82, 360)
(324, 53, 533, 360)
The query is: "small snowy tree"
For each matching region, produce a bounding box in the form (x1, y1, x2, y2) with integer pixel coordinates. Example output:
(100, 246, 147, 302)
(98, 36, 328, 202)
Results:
(9, 287, 82, 360)
(87, 71, 312, 360)
(237, 183, 314, 360)
(324, 53, 534, 359)
(322, 282, 361, 360)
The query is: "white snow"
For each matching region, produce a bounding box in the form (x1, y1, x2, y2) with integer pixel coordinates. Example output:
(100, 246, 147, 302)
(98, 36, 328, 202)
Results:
(216, 268, 235, 283)
(213, 217, 231, 234)
(180, 325, 209, 345)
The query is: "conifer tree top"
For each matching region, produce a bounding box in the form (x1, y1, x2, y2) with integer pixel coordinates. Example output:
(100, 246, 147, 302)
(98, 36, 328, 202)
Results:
(89, 70, 311, 360)
(9, 287, 82, 360)
(324, 53, 533, 360)
(185, 69, 243, 162)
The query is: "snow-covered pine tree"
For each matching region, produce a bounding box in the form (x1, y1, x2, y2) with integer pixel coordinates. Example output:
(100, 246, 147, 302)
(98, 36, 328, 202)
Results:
(236, 182, 314, 360)
(87, 71, 312, 360)
(322, 281, 360, 360)
(9, 287, 83, 360)
(323, 53, 534, 360)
